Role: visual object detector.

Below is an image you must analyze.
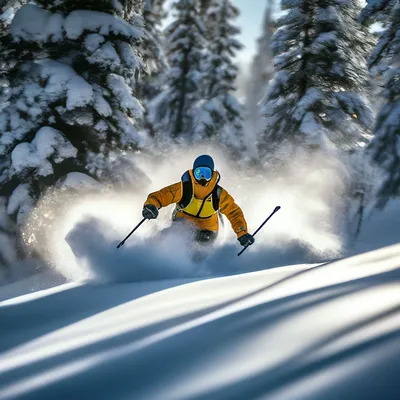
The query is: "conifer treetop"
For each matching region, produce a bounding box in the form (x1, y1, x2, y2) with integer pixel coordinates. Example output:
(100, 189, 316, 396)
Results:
(260, 0, 375, 154)
(366, 4, 400, 205)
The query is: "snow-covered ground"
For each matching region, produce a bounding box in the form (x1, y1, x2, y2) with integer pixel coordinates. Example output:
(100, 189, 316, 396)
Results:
(0, 243, 399, 399)
(0, 150, 399, 399)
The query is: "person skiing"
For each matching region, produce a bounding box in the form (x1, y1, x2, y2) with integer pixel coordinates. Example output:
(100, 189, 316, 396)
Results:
(142, 155, 255, 247)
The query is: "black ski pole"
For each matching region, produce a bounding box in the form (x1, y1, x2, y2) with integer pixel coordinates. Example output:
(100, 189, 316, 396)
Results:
(238, 206, 281, 257)
(117, 218, 147, 249)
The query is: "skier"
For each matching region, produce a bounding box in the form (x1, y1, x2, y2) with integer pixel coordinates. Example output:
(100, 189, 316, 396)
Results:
(142, 155, 255, 247)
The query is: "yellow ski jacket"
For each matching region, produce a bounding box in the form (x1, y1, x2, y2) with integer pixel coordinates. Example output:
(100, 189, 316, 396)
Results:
(144, 170, 248, 238)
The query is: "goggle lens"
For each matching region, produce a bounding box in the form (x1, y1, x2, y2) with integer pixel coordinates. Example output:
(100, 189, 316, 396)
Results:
(194, 167, 212, 181)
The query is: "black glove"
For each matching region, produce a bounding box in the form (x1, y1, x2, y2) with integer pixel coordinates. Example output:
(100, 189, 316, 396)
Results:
(142, 204, 159, 220)
(238, 233, 255, 247)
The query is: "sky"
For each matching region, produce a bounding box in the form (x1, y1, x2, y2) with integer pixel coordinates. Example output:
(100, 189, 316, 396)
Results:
(233, 0, 272, 65)
(165, 0, 276, 67)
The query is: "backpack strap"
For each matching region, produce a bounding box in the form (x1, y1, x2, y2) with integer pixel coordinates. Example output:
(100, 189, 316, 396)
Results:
(215, 186, 225, 226)
(179, 170, 193, 208)
(213, 185, 222, 210)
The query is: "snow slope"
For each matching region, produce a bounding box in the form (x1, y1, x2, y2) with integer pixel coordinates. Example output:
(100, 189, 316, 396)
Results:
(1, 149, 399, 399)
(0, 244, 399, 399)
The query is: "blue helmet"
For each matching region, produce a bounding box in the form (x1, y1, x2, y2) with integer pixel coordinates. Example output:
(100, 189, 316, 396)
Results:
(193, 155, 214, 171)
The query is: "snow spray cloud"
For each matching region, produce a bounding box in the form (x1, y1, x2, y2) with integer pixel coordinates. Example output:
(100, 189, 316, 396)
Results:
(23, 145, 350, 283)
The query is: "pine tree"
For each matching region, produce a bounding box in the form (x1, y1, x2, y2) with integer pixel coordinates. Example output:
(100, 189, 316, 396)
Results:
(142, 0, 167, 80)
(0, 0, 145, 267)
(147, 0, 206, 141)
(246, 0, 275, 138)
(199, 0, 212, 16)
(359, 0, 398, 27)
(0, 1, 27, 80)
(259, 0, 375, 157)
(0, 0, 26, 13)
(0, 196, 18, 277)
(362, 2, 400, 205)
(359, 0, 397, 113)
(193, 0, 245, 152)
(139, 0, 167, 136)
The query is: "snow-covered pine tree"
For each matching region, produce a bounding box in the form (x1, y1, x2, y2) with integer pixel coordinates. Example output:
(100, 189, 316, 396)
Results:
(0, 1, 26, 80)
(0, 0, 145, 265)
(147, 0, 206, 141)
(141, 0, 167, 83)
(359, 0, 397, 113)
(361, 2, 400, 205)
(359, 0, 398, 27)
(246, 0, 275, 138)
(199, 0, 212, 15)
(0, 0, 25, 13)
(193, 0, 245, 153)
(259, 0, 375, 158)
(139, 0, 167, 136)
(0, 0, 29, 274)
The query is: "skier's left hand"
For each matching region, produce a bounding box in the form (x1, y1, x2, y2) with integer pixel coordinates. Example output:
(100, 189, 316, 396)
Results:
(142, 204, 159, 220)
(238, 233, 255, 247)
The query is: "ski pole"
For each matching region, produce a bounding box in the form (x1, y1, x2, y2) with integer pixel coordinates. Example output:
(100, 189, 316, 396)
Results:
(238, 205, 281, 257)
(116, 218, 146, 249)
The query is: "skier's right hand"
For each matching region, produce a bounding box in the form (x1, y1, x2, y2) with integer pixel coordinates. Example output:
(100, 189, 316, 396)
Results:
(142, 204, 159, 220)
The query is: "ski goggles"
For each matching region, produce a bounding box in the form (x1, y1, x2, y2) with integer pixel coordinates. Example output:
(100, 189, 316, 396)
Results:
(194, 166, 213, 181)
